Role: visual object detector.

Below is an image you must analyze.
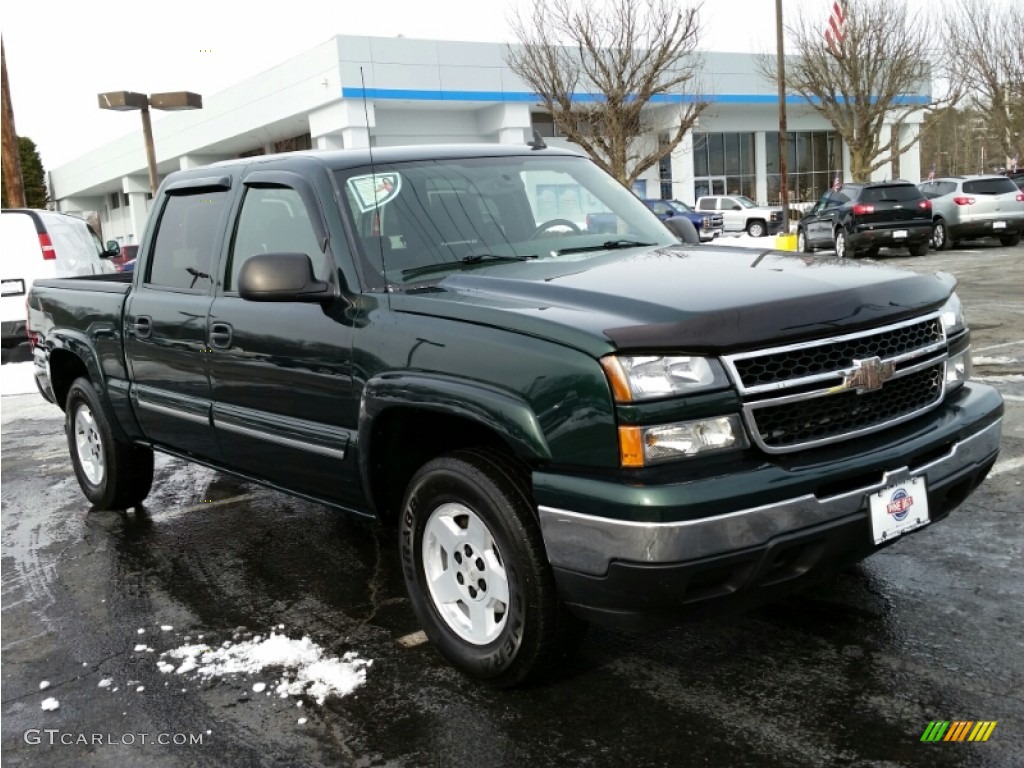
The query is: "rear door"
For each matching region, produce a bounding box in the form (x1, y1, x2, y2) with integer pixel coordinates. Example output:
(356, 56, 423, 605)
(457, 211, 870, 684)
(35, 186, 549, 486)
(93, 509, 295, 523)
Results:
(123, 178, 232, 461)
(718, 197, 746, 231)
(1, 211, 51, 336)
(207, 168, 363, 508)
(962, 177, 1023, 233)
(857, 184, 929, 227)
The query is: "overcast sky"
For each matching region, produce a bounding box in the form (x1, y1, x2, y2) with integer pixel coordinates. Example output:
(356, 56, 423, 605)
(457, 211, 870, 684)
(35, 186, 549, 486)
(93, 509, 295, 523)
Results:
(3, 0, 940, 170)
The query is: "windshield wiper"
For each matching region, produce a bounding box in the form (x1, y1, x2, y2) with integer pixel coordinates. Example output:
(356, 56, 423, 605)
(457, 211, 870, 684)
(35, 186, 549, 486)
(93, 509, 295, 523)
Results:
(556, 239, 655, 255)
(401, 252, 537, 278)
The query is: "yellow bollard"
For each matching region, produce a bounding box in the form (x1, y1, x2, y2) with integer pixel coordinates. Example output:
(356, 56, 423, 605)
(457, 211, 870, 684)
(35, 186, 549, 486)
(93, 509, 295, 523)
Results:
(774, 234, 798, 251)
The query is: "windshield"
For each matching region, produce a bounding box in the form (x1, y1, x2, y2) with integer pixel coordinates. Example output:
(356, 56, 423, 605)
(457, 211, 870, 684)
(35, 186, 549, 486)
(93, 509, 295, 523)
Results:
(667, 200, 694, 213)
(735, 196, 759, 208)
(334, 155, 675, 284)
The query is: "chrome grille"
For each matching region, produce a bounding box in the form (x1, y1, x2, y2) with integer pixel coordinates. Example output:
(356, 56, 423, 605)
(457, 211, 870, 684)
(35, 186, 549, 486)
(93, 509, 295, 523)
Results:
(748, 364, 944, 450)
(732, 316, 943, 391)
(723, 312, 949, 454)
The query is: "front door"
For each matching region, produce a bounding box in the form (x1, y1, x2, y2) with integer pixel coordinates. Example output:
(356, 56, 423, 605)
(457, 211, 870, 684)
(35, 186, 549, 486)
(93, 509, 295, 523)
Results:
(124, 184, 231, 462)
(207, 170, 363, 510)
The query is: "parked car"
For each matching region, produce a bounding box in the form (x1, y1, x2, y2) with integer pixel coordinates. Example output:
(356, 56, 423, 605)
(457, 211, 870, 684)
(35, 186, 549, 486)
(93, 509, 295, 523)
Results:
(1001, 169, 1024, 191)
(796, 181, 933, 258)
(111, 244, 139, 272)
(27, 144, 1002, 687)
(918, 175, 1024, 250)
(1, 209, 117, 351)
(585, 202, 703, 244)
(643, 199, 724, 242)
(695, 195, 783, 237)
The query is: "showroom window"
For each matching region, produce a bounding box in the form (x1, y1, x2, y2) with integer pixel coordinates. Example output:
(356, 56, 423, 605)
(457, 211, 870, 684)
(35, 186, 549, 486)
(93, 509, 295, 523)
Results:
(692, 132, 757, 201)
(765, 131, 842, 203)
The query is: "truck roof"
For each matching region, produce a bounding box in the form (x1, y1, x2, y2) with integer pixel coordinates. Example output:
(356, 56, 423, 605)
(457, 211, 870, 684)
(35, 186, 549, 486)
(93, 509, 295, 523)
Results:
(204, 143, 584, 172)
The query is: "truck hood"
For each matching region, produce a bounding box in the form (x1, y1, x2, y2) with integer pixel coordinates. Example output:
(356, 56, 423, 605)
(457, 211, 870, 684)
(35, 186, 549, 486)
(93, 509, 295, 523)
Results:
(389, 245, 956, 355)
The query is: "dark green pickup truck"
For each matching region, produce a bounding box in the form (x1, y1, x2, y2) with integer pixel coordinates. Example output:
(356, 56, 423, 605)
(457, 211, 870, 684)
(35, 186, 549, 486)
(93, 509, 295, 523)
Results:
(27, 144, 1003, 686)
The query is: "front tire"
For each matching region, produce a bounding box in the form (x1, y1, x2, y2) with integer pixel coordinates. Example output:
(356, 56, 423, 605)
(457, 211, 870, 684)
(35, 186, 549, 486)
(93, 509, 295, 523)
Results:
(65, 377, 153, 509)
(797, 229, 813, 253)
(835, 229, 849, 258)
(399, 449, 584, 687)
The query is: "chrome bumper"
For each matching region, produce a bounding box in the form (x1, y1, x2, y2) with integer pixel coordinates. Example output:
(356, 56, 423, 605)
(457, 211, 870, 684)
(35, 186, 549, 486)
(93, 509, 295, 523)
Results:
(538, 418, 1002, 576)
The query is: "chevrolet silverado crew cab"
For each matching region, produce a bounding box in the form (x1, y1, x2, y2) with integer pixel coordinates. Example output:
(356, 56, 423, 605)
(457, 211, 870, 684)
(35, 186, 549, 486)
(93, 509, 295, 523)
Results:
(695, 194, 783, 237)
(27, 144, 1003, 687)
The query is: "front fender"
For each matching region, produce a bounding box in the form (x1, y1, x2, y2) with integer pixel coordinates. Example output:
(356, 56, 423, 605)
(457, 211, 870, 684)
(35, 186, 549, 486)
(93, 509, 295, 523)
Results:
(357, 371, 552, 504)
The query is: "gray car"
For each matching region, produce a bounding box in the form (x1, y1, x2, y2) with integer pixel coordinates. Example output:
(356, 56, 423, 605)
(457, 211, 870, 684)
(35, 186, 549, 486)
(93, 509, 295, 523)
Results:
(918, 175, 1024, 250)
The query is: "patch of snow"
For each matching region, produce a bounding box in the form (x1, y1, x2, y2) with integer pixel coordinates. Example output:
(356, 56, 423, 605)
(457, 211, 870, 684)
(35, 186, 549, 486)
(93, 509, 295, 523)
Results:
(253, 682, 266, 693)
(41, 697, 60, 711)
(39, 681, 50, 690)
(973, 374, 1024, 383)
(133, 644, 149, 652)
(298, 718, 307, 725)
(0, 362, 37, 396)
(98, 678, 112, 688)
(161, 632, 370, 706)
(973, 356, 1016, 365)
(161, 625, 174, 632)
(136, 686, 145, 693)
(157, 662, 175, 674)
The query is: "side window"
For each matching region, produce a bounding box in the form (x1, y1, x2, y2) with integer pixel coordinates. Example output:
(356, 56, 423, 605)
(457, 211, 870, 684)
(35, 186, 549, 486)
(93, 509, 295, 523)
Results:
(649, 202, 671, 216)
(228, 187, 325, 292)
(147, 192, 229, 291)
(696, 199, 715, 211)
(722, 197, 739, 210)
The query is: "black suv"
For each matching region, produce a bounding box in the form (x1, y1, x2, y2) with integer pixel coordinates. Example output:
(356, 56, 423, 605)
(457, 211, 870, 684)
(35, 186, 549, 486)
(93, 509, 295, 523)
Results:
(797, 181, 933, 258)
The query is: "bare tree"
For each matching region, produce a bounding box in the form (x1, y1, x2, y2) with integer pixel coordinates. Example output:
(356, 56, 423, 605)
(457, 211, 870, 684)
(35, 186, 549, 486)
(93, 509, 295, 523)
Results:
(944, 0, 1023, 165)
(506, 0, 707, 188)
(759, 0, 955, 181)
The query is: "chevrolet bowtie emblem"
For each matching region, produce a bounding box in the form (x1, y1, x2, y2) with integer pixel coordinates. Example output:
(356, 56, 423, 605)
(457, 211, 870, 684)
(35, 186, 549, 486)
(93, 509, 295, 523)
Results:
(832, 356, 895, 394)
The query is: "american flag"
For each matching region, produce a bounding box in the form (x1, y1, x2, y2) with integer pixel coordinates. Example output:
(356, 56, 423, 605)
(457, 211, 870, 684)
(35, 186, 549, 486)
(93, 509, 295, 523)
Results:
(927, 164, 935, 182)
(832, 173, 842, 192)
(1012, 154, 1020, 173)
(825, 1, 847, 54)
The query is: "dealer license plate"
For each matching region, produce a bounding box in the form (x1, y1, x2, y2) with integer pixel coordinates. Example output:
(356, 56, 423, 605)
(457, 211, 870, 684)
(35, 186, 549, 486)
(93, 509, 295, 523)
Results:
(992, 221, 1006, 230)
(870, 476, 929, 545)
(893, 230, 907, 239)
(1, 279, 25, 296)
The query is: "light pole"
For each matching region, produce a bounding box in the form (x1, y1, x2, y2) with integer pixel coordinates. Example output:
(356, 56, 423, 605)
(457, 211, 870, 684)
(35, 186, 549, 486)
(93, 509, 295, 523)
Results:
(97, 91, 203, 196)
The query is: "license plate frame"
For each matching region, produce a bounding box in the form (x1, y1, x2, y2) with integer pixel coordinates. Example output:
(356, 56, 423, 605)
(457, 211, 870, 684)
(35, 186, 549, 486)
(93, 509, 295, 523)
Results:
(992, 220, 1006, 230)
(1, 279, 25, 297)
(893, 229, 908, 239)
(869, 476, 930, 545)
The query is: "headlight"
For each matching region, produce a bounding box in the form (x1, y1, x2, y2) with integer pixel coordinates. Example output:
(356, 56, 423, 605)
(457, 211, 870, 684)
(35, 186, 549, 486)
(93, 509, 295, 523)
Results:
(940, 293, 966, 336)
(600, 355, 729, 401)
(946, 348, 972, 389)
(618, 415, 747, 466)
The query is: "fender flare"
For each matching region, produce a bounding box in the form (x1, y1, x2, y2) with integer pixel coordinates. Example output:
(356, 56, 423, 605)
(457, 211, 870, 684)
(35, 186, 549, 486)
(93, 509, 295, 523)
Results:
(357, 371, 552, 511)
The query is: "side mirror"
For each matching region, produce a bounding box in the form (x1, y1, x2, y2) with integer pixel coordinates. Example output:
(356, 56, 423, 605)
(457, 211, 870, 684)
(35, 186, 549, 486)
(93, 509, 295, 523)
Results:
(238, 252, 337, 302)
(103, 240, 121, 258)
(731, 204, 742, 211)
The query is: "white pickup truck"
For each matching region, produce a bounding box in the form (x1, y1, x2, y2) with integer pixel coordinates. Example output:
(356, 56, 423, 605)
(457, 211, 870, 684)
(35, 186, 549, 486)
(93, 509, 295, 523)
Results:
(696, 195, 784, 238)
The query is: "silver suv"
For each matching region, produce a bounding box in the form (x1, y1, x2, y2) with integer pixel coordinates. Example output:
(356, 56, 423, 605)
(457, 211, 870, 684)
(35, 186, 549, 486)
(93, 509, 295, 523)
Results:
(918, 175, 1024, 250)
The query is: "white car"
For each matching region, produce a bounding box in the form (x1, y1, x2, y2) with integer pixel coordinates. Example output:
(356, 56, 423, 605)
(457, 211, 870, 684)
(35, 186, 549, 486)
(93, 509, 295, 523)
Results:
(1, 209, 117, 354)
(695, 195, 784, 238)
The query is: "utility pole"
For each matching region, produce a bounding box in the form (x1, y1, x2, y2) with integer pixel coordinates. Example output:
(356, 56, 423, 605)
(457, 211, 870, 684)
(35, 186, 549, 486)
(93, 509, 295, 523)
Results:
(1, 37, 27, 208)
(775, 0, 789, 233)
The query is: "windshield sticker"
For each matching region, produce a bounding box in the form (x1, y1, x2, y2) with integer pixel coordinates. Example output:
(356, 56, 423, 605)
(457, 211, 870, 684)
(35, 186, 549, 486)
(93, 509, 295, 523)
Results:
(347, 173, 402, 213)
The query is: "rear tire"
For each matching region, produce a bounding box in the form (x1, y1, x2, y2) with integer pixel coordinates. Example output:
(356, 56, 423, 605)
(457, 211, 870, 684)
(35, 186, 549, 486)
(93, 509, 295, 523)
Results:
(399, 448, 585, 687)
(65, 377, 153, 510)
(1000, 233, 1021, 247)
(746, 220, 767, 238)
(908, 240, 930, 257)
(932, 220, 953, 251)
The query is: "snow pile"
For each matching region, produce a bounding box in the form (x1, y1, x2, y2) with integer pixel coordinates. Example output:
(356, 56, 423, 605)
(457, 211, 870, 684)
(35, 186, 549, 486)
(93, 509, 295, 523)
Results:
(973, 356, 1016, 366)
(159, 632, 371, 705)
(0, 362, 37, 396)
(41, 697, 59, 711)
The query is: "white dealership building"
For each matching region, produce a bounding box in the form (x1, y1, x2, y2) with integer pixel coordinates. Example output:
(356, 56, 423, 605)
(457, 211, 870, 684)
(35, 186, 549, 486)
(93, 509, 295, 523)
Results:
(51, 34, 928, 244)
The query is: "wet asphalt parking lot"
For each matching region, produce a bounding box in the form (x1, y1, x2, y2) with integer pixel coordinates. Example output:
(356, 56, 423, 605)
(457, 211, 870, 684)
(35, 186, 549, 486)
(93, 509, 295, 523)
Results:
(2, 241, 1023, 768)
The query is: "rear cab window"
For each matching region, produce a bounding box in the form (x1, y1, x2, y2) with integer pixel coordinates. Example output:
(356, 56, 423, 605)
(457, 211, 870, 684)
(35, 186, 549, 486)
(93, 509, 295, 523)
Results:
(145, 192, 230, 292)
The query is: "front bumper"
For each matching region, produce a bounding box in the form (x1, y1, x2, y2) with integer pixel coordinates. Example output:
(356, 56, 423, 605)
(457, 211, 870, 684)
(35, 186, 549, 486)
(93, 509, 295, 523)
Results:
(699, 227, 723, 242)
(535, 382, 1002, 629)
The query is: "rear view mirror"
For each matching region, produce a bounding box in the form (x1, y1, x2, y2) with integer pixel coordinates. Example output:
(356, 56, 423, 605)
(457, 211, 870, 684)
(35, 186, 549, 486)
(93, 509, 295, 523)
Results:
(238, 252, 338, 302)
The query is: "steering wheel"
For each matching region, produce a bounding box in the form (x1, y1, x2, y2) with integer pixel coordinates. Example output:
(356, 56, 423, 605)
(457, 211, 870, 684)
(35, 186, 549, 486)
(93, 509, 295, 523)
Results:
(529, 218, 582, 239)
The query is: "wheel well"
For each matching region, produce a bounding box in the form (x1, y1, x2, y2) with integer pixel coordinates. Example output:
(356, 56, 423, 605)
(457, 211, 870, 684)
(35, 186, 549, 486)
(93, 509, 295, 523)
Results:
(367, 408, 525, 525)
(49, 350, 90, 410)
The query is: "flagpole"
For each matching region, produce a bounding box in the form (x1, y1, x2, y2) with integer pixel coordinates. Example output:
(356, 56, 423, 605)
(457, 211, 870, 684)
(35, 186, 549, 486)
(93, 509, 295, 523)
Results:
(775, 0, 789, 234)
